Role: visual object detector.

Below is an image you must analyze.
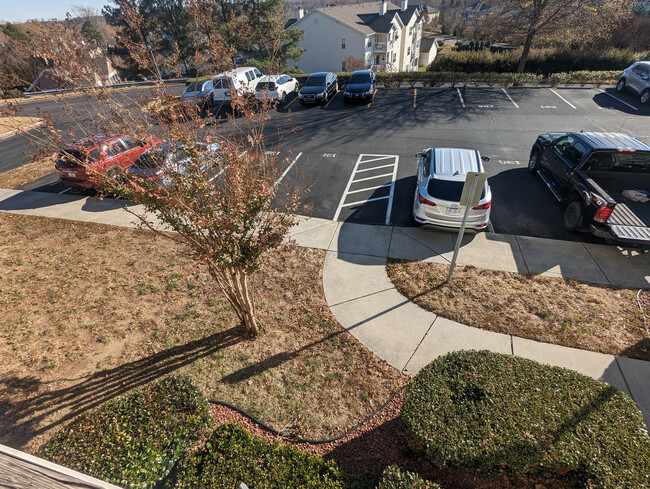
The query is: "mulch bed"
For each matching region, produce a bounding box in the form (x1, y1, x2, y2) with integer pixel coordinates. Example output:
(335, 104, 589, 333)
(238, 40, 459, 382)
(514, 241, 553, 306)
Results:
(209, 393, 573, 489)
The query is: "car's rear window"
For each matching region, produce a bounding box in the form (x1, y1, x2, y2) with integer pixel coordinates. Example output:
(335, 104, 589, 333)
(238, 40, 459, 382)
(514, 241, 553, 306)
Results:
(256, 82, 277, 90)
(349, 73, 371, 84)
(427, 179, 485, 202)
(583, 151, 650, 173)
(305, 76, 326, 86)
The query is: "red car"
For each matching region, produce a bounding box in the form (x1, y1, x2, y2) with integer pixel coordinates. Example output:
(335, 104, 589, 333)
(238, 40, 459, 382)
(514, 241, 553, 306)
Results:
(54, 135, 158, 189)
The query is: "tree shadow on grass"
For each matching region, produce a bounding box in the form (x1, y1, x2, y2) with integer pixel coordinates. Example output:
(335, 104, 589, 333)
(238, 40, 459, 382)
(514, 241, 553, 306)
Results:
(0, 326, 244, 450)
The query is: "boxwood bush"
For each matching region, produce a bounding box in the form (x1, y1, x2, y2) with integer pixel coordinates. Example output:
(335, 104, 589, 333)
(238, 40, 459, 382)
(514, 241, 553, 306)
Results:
(38, 375, 212, 489)
(377, 465, 440, 489)
(400, 350, 650, 489)
(168, 422, 351, 488)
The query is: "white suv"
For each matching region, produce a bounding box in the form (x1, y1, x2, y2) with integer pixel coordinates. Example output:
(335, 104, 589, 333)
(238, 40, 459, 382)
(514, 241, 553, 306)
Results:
(210, 66, 263, 107)
(616, 61, 650, 105)
(413, 148, 492, 231)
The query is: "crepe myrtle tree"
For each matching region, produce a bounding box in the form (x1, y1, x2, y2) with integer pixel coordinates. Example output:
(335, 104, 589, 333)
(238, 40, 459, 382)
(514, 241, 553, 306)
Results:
(102, 131, 302, 337)
(27, 1, 306, 338)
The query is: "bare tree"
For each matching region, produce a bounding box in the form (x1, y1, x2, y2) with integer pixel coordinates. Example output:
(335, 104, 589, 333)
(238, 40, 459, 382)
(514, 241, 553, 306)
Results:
(473, 0, 634, 73)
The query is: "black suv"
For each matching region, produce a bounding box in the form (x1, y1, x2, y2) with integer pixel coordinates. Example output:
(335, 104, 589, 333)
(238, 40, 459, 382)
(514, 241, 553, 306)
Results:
(343, 70, 376, 103)
(298, 72, 338, 105)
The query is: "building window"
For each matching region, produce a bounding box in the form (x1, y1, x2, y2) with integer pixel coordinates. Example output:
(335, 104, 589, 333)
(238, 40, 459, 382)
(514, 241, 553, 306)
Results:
(367, 39, 372, 48)
(341, 38, 346, 49)
(407, 47, 411, 56)
(392, 52, 396, 63)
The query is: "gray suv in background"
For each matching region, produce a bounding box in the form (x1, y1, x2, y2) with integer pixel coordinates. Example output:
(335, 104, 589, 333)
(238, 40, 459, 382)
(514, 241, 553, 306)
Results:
(616, 61, 650, 105)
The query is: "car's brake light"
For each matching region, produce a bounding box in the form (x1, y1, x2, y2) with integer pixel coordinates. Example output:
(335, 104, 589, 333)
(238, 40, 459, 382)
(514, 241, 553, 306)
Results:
(617, 149, 636, 153)
(593, 205, 614, 224)
(418, 193, 437, 206)
(472, 201, 491, 210)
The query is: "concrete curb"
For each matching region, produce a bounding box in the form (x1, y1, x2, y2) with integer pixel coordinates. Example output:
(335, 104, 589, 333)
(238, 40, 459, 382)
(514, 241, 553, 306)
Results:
(0, 120, 43, 142)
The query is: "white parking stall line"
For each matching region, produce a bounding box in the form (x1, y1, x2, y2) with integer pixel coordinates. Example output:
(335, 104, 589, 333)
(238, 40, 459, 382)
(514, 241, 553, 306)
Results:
(456, 88, 465, 109)
(598, 89, 639, 111)
(352, 172, 394, 184)
(333, 154, 399, 223)
(58, 188, 71, 194)
(334, 154, 364, 222)
(385, 156, 399, 225)
(501, 88, 519, 108)
(356, 155, 397, 164)
(341, 195, 390, 208)
(346, 183, 389, 195)
(355, 163, 395, 173)
(274, 152, 303, 187)
(549, 89, 577, 109)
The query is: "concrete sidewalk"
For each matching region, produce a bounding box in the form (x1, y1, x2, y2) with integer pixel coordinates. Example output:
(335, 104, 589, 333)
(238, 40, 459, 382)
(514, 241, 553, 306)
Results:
(1, 189, 649, 426)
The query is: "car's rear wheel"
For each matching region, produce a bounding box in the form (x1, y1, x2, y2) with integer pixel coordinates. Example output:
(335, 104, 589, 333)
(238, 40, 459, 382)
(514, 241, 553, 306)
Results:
(616, 78, 626, 93)
(280, 91, 287, 104)
(528, 149, 540, 174)
(641, 89, 650, 105)
(563, 200, 583, 232)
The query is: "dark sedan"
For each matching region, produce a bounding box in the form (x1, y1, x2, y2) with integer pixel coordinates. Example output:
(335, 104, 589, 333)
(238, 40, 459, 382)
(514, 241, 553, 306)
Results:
(298, 72, 338, 105)
(343, 70, 376, 103)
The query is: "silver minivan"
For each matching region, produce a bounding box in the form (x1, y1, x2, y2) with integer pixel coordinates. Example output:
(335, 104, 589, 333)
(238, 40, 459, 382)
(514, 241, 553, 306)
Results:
(616, 61, 650, 105)
(412, 148, 492, 230)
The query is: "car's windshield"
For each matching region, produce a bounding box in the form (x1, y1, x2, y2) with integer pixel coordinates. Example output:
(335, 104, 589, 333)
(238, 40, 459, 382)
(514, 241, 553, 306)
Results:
(427, 179, 486, 202)
(349, 73, 371, 84)
(305, 76, 326, 87)
(134, 145, 171, 169)
(184, 83, 199, 93)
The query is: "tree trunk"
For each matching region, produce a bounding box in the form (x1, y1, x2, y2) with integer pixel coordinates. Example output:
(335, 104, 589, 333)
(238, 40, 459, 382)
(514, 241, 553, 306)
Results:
(517, 31, 535, 74)
(210, 266, 259, 336)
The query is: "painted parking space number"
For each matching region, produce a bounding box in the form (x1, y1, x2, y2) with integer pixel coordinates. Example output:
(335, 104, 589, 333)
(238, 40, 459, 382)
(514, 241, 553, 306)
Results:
(540, 105, 557, 109)
(498, 160, 520, 165)
(323, 153, 336, 157)
(478, 104, 494, 108)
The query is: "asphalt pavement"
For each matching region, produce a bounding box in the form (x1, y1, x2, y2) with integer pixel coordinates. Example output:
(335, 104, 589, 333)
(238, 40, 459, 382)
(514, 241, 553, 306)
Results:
(2, 85, 650, 243)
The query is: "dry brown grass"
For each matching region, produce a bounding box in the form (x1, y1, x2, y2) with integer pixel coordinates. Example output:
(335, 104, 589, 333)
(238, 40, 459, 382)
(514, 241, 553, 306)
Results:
(0, 116, 40, 134)
(0, 158, 54, 188)
(0, 213, 406, 452)
(387, 259, 650, 361)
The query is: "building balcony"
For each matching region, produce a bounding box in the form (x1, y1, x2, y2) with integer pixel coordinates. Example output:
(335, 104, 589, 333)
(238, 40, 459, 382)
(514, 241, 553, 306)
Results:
(373, 42, 387, 52)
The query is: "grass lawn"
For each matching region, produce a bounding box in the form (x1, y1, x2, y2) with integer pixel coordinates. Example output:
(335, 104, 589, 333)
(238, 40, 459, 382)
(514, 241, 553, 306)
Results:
(0, 158, 54, 189)
(0, 213, 406, 453)
(387, 259, 650, 361)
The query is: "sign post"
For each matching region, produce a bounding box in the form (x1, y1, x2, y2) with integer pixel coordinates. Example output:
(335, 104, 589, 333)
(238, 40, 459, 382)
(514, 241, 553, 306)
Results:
(445, 171, 487, 283)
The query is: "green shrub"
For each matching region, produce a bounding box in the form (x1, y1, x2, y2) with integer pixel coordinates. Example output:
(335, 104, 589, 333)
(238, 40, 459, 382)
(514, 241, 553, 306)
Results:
(1, 22, 30, 42)
(0, 88, 23, 99)
(400, 350, 650, 489)
(169, 422, 351, 488)
(429, 48, 635, 74)
(38, 376, 212, 489)
(377, 465, 441, 489)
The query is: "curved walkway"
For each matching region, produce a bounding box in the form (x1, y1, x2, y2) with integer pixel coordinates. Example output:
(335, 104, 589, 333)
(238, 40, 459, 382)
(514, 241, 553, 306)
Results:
(1, 189, 649, 427)
(285, 217, 650, 428)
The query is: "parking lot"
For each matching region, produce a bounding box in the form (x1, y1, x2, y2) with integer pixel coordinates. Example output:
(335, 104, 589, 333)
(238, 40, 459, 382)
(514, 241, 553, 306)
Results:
(3, 83, 649, 243)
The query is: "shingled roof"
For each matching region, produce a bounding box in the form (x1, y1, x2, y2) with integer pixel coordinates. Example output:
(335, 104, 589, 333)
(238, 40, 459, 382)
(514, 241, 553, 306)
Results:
(291, 2, 420, 35)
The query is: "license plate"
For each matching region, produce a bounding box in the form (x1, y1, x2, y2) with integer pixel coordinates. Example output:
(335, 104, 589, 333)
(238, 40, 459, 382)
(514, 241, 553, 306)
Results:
(65, 171, 76, 177)
(446, 207, 460, 215)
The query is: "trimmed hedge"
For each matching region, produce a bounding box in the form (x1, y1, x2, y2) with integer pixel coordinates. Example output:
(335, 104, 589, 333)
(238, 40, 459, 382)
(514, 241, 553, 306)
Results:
(293, 71, 617, 88)
(377, 465, 441, 489)
(168, 422, 352, 488)
(429, 48, 636, 74)
(400, 351, 650, 489)
(38, 376, 212, 489)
